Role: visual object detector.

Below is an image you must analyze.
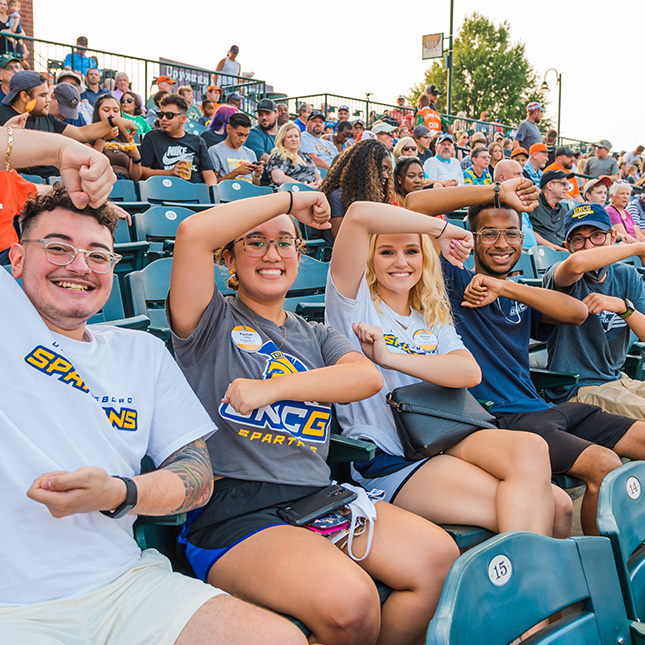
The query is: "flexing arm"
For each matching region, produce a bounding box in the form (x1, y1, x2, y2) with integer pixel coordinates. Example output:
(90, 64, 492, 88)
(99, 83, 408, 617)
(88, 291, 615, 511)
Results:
(26, 438, 213, 518)
(554, 241, 645, 288)
(3, 127, 115, 207)
(352, 322, 480, 387)
(331, 200, 474, 299)
(169, 191, 331, 338)
(222, 351, 383, 415)
(462, 274, 588, 325)
(405, 176, 539, 215)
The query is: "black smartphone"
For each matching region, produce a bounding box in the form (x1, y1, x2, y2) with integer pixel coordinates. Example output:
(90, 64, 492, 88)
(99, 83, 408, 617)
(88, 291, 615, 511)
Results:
(278, 485, 357, 526)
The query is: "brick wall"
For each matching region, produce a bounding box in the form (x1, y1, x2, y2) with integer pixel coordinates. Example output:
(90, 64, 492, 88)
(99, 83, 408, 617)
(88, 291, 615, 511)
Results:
(20, 0, 33, 37)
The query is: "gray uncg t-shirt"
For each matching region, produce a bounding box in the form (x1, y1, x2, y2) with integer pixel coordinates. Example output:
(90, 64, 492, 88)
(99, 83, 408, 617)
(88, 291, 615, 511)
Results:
(543, 261, 645, 403)
(515, 119, 542, 149)
(169, 288, 356, 486)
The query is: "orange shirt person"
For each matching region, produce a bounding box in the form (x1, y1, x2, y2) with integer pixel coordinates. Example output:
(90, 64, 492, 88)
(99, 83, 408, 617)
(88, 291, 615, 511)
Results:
(0, 170, 37, 261)
(544, 145, 583, 202)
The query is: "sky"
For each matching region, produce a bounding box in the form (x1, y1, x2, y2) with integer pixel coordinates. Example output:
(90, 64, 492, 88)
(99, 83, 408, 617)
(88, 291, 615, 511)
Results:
(34, 0, 643, 151)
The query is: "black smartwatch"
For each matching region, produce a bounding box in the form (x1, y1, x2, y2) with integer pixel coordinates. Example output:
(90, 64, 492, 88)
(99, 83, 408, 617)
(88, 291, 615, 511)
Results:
(132, 158, 142, 164)
(107, 115, 116, 128)
(100, 476, 138, 519)
(618, 299, 635, 320)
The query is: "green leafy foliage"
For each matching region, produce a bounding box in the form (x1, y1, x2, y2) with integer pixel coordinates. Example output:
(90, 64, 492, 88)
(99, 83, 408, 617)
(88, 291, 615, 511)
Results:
(410, 13, 550, 128)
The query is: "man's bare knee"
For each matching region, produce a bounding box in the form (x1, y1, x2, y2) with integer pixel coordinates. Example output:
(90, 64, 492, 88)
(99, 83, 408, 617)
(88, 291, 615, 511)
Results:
(176, 594, 308, 645)
(569, 445, 622, 490)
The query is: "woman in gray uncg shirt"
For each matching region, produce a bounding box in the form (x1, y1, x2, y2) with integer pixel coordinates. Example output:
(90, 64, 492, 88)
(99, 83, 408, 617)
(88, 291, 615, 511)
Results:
(167, 191, 460, 645)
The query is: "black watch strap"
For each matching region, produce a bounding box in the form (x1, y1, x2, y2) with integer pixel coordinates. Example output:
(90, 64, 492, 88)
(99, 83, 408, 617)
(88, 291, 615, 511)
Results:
(107, 115, 116, 128)
(100, 476, 138, 519)
(493, 182, 501, 208)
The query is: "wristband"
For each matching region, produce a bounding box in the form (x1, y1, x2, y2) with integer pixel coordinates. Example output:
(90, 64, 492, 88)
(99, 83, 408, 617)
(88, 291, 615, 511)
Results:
(286, 191, 293, 215)
(107, 115, 116, 128)
(493, 182, 501, 208)
(435, 219, 449, 239)
(132, 157, 142, 164)
(100, 476, 138, 519)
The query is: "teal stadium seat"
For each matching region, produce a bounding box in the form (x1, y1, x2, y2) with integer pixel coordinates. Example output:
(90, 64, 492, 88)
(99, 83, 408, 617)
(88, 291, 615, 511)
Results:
(108, 179, 149, 213)
(88, 275, 149, 330)
(214, 179, 273, 203)
(426, 532, 643, 645)
(113, 217, 149, 292)
(277, 182, 316, 193)
(137, 176, 213, 210)
(124, 257, 175, 344)
(19, 173, 44, 184)
(133, 206, 195, 259)
(529, 245, 569, 275)
(598, 461, 645, 624)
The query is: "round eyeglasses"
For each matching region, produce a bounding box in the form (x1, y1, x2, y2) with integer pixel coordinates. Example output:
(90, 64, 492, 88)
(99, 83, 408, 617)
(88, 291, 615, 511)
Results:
(233, 234, 302, 258)
(22, 239, 121, 273)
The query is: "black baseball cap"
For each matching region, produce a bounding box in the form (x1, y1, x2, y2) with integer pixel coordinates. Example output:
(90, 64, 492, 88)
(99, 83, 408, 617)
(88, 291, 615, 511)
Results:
(256, 99, 277, 112)
(540, 169, 574, 189)
(307, 110, 325, 121)
(555, 145, 575, 157)
(3, 70, 46, 105)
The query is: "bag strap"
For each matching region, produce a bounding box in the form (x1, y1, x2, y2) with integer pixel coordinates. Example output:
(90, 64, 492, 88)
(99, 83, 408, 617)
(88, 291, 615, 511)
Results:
(387, 397, 497, 430)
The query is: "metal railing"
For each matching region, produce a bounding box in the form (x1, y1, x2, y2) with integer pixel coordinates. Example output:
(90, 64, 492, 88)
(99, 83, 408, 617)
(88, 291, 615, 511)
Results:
(283, 93, 415, 126)
(0, 33, 266, 115)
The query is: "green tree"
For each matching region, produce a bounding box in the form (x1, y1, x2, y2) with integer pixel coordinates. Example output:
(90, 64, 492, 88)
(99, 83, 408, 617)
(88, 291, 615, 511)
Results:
(410, 13, 548, 128)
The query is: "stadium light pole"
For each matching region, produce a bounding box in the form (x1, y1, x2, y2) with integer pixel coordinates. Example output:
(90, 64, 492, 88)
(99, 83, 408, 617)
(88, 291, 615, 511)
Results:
(540, 68, 561, 137)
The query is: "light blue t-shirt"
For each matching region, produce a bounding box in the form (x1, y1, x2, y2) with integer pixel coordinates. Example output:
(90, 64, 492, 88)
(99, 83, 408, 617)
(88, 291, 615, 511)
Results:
(300, 132, 337, 165)
(62, 52, 98, 76)
(521, 212, 538, 249)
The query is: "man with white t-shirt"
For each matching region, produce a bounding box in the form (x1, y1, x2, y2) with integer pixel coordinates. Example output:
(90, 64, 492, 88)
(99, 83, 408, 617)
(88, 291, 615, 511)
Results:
(423, 133, 464, 186)
(0, 128, 306, 645)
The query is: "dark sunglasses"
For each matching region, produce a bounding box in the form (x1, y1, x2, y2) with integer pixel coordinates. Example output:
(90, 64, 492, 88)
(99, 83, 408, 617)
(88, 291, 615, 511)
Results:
(158, 111, 184, 120)
(121, 97, 134, 104)
(402, 146, 417, 152)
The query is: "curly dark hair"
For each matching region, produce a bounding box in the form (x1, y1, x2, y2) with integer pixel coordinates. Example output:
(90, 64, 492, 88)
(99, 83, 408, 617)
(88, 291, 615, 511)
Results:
(320, 139, 394, 208)
(20, 183, 119, 241)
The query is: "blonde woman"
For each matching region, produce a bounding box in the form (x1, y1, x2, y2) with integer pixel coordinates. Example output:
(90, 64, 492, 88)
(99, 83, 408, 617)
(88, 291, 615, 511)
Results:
(393, 136, 418, 162)
(266, 122, 321, 188)
(325, 183, 573, 539)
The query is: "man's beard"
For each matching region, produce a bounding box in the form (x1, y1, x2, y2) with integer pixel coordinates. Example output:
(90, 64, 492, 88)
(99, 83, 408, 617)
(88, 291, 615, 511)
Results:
(259, 119, 276, 132)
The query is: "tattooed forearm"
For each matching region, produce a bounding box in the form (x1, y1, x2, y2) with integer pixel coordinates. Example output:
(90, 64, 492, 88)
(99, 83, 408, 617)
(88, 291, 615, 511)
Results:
(159, 438, 214, 513)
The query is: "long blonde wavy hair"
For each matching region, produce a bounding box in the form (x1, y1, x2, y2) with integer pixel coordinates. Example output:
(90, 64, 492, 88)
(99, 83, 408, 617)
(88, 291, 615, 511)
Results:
(365, 232, 453, 327)
(272, 122, 303, 164)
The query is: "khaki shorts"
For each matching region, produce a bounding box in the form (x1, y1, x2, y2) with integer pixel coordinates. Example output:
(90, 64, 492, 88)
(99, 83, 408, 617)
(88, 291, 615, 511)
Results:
(0, 549, 227, 645)
(570, 373, 645, 421)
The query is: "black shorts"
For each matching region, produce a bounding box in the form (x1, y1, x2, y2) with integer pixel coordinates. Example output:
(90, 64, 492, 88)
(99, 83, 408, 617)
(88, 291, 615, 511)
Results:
(180, 478, 325, 582)
(494, 402, 635, 474)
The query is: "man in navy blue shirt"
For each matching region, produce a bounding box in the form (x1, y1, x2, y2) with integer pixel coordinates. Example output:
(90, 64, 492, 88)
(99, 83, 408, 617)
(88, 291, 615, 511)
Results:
(406, 185, 645, 535)
(544, 203, 645, 416)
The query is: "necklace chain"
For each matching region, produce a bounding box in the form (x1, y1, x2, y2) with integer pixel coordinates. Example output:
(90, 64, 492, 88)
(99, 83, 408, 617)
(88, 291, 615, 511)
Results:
(248, 308, 287, 349)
